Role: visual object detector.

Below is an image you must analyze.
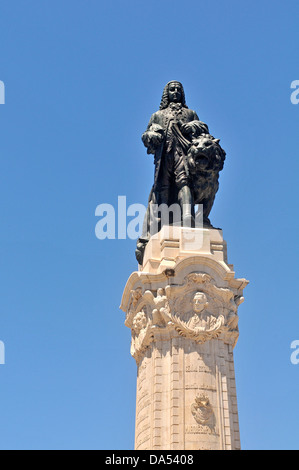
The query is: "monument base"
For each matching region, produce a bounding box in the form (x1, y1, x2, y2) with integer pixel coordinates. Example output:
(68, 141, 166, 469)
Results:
(120, 227, 248, 450)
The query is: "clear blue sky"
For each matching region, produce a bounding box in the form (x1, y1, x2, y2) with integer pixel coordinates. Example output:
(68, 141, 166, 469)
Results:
(0, 0, 298, 450)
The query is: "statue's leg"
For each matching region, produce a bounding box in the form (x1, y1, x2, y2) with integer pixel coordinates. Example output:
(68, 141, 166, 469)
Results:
(135, 187, 154, 265)
(178, 185, 195, 227)
(202, 195, 216, 227)
(174, 154, 195, 227)
(157, 154, 172, 205)
(154, 154, 173, 230)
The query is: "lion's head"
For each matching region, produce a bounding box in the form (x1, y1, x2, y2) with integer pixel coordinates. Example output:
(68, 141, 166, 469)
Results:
(187, 134, 226, 173)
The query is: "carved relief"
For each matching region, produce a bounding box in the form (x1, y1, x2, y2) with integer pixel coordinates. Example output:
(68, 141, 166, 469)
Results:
(189, 292, 224, 332)
(129, 306, 154, 361)
(143, 287, 168, 328)
(124, 272, 244, 362)
(132, 309, 147, 334)
(191, 394, 213, 425)
(158, 273, 240, 345)
(125, 288, 168, 362)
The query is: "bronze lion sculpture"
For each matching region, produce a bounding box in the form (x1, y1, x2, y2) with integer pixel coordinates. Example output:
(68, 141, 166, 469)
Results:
(187, 134, 226, 227)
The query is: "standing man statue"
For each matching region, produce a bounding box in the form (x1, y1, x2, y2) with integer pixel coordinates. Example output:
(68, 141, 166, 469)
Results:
(136, 81, 226, 264)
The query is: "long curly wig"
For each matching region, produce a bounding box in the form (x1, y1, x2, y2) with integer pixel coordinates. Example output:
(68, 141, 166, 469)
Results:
(159, 81, 188, 110)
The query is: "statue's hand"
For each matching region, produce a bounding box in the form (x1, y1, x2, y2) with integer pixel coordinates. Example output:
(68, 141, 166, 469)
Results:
(181, 120, 209, 138)
(142, 124, 164, 154)
(180, 122, 194, 135)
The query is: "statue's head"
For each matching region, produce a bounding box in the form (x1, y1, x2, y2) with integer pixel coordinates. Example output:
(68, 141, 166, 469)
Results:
(133, 310, 147, 333)
(157, 287, 165, 297)
(160, 81, 187, 110)
(192, 292, 208, 314)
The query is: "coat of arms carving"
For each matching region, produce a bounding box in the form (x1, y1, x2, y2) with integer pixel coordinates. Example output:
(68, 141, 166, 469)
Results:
(191, 393, 213, 425)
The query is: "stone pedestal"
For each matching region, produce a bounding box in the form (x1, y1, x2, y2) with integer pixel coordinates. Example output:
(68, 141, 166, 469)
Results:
(120, 227, 248, 450)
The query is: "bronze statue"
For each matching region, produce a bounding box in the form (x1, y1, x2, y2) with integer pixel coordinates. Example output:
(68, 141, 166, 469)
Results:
(136, 81, 226, 264)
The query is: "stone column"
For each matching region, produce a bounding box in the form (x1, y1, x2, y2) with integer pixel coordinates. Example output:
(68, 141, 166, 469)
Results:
(120, 226, 248, 450)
